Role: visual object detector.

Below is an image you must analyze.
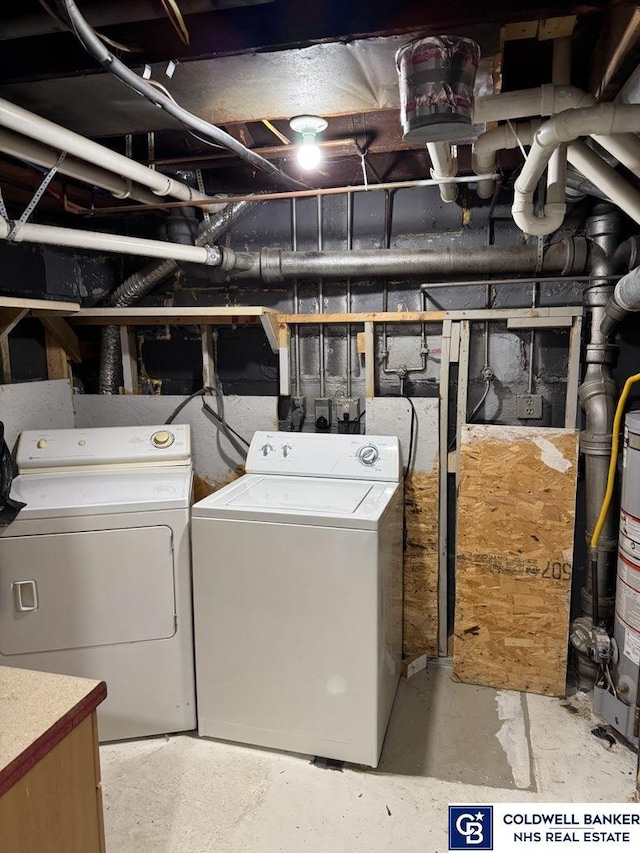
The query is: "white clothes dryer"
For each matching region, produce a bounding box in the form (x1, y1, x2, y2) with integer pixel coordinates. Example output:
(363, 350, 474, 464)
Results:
(0, 424, 196, 742)
(191, 431, 403, 767)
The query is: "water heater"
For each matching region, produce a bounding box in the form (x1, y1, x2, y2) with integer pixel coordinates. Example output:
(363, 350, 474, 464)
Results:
(594, 411, 640, 744)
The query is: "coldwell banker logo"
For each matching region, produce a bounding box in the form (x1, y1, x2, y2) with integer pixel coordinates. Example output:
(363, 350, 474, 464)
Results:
(449, 806, 494, 850)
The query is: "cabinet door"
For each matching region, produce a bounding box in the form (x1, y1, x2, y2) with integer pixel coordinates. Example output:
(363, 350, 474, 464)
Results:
(0, 713, 105, 853)
(0, 526, 176, 655)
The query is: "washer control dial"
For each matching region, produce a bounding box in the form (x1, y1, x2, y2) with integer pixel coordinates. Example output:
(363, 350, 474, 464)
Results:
(357, 444, 380, 466)
(36, 439, 48, 449)
(260, 443, 275, 457)
(151, 430, 175, 448)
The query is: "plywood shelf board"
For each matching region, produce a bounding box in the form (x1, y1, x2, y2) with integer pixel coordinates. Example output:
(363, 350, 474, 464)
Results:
(453, 425, 579, 697)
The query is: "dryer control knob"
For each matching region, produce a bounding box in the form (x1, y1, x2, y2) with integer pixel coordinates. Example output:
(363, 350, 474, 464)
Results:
(36, 439, 48, 449)
(151, 430, 175, 448)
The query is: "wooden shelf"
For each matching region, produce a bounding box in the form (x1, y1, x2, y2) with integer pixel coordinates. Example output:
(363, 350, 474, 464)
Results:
(68, 306, 279, 352)
(0, 298, 80, 383)
(1, 296, 80, 316)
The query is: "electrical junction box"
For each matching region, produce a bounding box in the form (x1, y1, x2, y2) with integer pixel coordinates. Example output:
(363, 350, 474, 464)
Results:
(314, 398, 332, 430)
(516, 394, 543, 419)
(338, 398, 360, 424)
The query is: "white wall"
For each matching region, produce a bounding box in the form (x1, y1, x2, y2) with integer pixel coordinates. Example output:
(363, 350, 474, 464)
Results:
(0, 380, 75, 450)
(73, 394, 278, 487)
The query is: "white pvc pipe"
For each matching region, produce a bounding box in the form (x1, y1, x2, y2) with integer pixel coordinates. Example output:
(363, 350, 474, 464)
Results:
(0, 219, 215, 264)
(592, 133, 640, 176)
(426, 142, 458, 203)
(0, 97, 225, 212)
(472, 84, 594, 125)
(513, 103, 640, 234)
(567, 141, 640, 227)
(472, 120, 541, 199)
(0, 127, 161, 206)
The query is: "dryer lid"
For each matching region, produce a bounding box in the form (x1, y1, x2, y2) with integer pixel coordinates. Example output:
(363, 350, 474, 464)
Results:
(9, 466, 192, 519)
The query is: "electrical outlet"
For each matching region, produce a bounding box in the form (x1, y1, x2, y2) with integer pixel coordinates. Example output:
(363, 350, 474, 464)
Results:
(314, 398, 332, 430)
(338, 398, 360, 423)
(516, 394, 543, 419)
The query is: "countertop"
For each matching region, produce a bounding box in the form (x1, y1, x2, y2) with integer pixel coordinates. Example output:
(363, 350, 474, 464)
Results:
(0, 666, 106, 797)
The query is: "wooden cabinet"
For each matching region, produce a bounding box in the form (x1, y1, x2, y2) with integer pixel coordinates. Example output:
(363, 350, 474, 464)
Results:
(0, 667, 107, 853)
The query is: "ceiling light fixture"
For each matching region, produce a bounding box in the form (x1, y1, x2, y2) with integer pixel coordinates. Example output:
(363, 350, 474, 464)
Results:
(289, 115, 328, 171)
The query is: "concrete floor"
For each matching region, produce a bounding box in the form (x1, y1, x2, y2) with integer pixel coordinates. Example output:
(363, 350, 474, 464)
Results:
(101, 662, 638, 853)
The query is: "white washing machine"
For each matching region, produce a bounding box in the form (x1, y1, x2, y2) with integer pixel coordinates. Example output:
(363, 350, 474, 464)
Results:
(191, 430, 403, 767)
(0, 424, 196, 742)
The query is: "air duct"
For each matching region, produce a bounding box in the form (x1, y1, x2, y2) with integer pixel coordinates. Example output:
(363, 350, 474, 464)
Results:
(396, 36, 480, 144)
(99, 202, 254, 394)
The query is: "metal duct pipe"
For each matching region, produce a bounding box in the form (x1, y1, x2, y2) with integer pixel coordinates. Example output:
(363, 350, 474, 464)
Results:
(230, 240, 582, 281)
(0, 97, 225, 211)
(601, 265, 640, 335)
(578, 209, 622, 627)
(99, 260, 178, 394)
(99, 202, 254, 394)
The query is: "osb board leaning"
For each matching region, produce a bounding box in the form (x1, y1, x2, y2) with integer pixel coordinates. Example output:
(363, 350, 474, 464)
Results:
(453, 425, 579, 696)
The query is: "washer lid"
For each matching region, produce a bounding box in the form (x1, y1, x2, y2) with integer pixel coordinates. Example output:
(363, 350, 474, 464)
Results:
(9, 466, 192, 519)
(192, 474, 400, 529)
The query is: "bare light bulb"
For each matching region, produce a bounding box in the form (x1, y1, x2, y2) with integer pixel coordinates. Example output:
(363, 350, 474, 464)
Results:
(289, 115, 328, 172)
(297, 139, 322, 170)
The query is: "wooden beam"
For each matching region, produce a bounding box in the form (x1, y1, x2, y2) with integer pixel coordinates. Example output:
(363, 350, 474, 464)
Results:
(565, 314, 583, 429)
(201, 326, 215, 389)
(0, 307, 28, 338)
(4, 296, 79, 315)
(260, 310, 280, 353)
(69, 306, 279, 326)
(120, 328, 139, 395)
(44, 330, 71, 380)
(39, 316, 81, 363)
(0, 336, 11, 384)
(364, 321, 375, 399)
(278, 307, 582, 325)
(438, 319, 452, 658)
(278, 324, 291, 396)
(590, 1, 640, 99)
(225, 123, 255, 148)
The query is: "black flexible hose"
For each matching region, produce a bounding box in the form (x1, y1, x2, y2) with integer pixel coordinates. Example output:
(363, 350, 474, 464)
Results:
(61, 0, 308, 191)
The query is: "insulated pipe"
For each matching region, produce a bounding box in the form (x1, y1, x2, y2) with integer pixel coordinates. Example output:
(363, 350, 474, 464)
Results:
(513, 104, 640, 235)
(63, 0, 305, 191)
(567, 141, 640, 227)
(0, 97, 225, 211)
(0, 219, 221, 264)
(426, 142, 458, 203)
(226, 240, 581, 281)
(0, 127, 162, 206)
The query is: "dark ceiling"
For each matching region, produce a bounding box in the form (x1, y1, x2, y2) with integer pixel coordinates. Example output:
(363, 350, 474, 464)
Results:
(0, 1, 616, 213)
